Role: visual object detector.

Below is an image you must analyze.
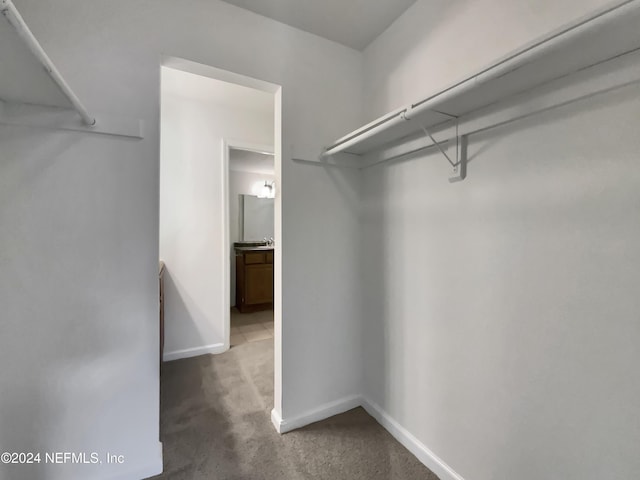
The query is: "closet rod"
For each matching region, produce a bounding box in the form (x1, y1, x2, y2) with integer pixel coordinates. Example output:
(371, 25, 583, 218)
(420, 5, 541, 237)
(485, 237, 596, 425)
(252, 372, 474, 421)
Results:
(322, 109, 407, 157)
(320, 0, 638, 159)
(406, 0, 639, 121)
(1, 0, 96, 126)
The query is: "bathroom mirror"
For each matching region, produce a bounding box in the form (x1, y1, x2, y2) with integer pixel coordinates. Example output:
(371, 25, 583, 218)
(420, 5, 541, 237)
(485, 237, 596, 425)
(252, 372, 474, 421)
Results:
(241, 194, 274, 241)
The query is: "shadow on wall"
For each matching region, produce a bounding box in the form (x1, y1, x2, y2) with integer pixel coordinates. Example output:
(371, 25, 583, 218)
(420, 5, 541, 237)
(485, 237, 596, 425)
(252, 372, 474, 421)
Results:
(0, 382, 51, 480)
(360, 163, 395, 411)
(361, 81, 640, 479)
(364, 0, 466, 116)
(0, 129, 79, 480)
(162, 266, 213, 358)
(0, 129, 78, 206)
(463, 73, 640, 169)
(365, 0, 610, 120)
(0, 126, 159, 480)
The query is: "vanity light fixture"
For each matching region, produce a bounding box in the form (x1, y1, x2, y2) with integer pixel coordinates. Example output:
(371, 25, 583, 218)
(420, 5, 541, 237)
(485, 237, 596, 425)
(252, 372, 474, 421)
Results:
(257, 181, 276, 199)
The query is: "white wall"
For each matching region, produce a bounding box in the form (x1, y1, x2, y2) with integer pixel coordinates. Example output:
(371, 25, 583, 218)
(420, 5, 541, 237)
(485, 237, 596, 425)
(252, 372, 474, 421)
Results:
(0, 125, 161, 480)
(361, 1, 640, 479)
(363, 0, 617, 119)
(160, 70, 273, 357)
(0, 0, 363, 478)
(229, 169, 276, 307)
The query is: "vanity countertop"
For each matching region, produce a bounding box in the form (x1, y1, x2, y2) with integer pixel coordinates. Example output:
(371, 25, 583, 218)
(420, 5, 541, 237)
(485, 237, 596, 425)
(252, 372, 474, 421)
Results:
(234, 246, 274, 252)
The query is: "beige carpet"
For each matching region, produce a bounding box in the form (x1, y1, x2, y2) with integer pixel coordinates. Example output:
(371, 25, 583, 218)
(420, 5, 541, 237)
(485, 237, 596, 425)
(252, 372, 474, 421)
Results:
(153, 339, 439, 480)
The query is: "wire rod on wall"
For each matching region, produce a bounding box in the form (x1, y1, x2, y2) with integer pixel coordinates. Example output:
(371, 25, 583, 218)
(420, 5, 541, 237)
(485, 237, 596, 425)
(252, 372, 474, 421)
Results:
(1, 0, 96, 126)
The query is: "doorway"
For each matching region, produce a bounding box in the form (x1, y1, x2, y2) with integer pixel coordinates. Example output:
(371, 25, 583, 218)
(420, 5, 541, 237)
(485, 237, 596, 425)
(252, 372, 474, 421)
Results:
(225, 146, 275, 347)
(159, 56, 282, 419)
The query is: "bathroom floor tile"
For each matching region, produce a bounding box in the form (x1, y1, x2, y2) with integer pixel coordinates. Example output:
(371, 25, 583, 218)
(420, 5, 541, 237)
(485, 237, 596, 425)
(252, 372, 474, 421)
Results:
(238, 323, 267, 334)
(244, 329, 272, 342)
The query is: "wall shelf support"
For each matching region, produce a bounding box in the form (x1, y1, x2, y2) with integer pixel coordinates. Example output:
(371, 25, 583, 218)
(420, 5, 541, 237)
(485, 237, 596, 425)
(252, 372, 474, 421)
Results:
(449, 135, 467, 183)
(411, 115, 467, 182)
(1, 0, 95, 126)
(312, 0, 640, 183)
(0, 100, 144, 138)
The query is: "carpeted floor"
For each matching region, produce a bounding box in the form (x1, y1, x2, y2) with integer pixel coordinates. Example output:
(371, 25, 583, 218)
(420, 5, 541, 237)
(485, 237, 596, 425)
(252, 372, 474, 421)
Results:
(152, 339, 439, 480)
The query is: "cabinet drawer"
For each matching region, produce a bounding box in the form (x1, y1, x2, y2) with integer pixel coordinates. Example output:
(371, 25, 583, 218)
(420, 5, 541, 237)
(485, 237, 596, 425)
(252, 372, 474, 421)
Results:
(266, 251, 274, 264)
(244, 252, 266, 264)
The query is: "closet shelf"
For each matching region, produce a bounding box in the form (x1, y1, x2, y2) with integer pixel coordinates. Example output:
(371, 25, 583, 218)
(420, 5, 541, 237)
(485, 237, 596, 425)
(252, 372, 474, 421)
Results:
(321, 0, 640, 180)
(0, 0, 142, 138)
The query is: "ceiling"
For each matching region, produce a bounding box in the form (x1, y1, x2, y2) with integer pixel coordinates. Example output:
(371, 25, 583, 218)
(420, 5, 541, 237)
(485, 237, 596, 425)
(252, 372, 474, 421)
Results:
(220, 0, 417, 50)
(230, 149, 275, 175)
(161, 67, 273, 115)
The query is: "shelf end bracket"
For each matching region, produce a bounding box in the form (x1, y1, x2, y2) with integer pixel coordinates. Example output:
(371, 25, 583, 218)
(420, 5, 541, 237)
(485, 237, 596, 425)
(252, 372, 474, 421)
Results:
(449, 133, 467, 183)
(408, 114, 467, 182)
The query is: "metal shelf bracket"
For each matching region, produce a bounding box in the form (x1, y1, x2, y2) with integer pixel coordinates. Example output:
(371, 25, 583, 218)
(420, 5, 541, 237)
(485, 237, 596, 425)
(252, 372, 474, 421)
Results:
(406, 113, 467, 182)
(450, 134, 467, 183)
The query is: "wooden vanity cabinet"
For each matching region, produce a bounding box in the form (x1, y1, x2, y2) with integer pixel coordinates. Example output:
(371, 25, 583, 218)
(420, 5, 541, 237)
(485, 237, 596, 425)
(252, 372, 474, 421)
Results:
(236, 249, 274, 312)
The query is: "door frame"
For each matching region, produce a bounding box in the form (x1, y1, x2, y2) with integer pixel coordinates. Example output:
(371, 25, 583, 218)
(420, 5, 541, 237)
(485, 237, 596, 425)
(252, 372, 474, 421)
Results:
(161, 56, 284, 426)
(221, 139, 275, 350)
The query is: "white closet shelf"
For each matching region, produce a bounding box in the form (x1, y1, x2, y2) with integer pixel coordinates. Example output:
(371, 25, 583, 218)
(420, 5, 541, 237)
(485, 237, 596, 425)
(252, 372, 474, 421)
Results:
(0, 0, 142, 138)
(319, 0, 640, 180)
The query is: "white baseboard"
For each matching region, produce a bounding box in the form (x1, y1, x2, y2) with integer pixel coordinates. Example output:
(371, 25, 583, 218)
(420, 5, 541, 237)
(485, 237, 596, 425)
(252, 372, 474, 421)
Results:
(271, 408, 283, 433)
(163, 342, 227, 362)
(271, 394, 464, 480)
(273, 394, 362, 434)
(360, 396, 466, 480)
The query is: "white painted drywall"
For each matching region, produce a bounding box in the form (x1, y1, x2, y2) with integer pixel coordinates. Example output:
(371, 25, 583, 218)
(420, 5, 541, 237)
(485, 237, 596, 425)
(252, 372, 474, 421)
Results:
(229, 169, 276, 307)
(361, 1, 640, 479)
(363, 0, 618, 119)
(0, 124, 162, 480)
(0, 2, 363, 477)
(160, 68, 273, 357)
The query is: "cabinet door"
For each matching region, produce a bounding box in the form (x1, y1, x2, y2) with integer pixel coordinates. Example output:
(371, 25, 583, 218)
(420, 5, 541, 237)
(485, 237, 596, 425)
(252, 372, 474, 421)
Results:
(245, 252, 266, 264)
(245, 264, 273, 305)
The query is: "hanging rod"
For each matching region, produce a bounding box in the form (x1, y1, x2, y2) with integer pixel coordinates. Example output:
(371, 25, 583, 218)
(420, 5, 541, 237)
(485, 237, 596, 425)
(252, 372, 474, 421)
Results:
(361, 45, 640, 171)
(0, 0, 96, 126)
(322, 109, 407, 157)
(320, 0, 640, 160)
(404, 0, 639, 122)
